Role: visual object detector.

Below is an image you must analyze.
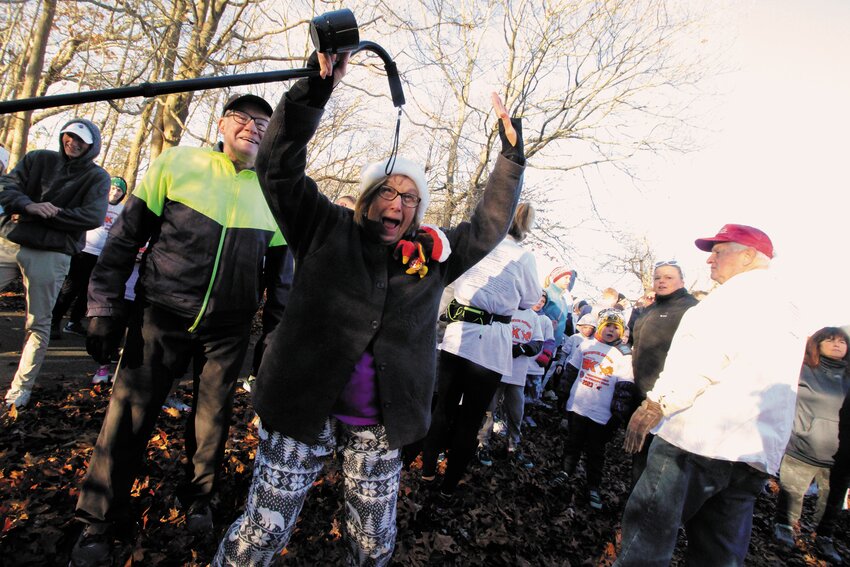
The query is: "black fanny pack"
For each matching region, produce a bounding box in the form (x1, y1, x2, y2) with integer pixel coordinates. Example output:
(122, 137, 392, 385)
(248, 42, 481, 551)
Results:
(445, 299, 512, 326)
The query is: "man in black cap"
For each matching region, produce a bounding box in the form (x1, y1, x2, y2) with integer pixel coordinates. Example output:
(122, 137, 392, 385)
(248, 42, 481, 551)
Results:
(71, 94, 287, 566)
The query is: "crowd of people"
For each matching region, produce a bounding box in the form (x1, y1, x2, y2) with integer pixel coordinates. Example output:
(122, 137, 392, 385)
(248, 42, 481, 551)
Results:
(1, 49, 848, 567)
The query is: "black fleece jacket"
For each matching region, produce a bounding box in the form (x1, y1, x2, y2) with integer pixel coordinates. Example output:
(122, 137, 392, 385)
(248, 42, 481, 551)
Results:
(630, 287, 699, 399)
(0, 118, 109, 255)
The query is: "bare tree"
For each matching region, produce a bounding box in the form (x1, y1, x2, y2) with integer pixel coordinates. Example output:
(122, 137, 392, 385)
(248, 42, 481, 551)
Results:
(4, 0, 57, 165)
(600, 232, 657, 294)
(0, 0, 709, 220)
(365, 0, 707, 235)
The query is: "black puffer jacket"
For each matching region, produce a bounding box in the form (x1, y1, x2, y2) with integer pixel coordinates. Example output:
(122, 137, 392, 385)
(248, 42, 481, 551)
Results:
(0, 118, 110, 254)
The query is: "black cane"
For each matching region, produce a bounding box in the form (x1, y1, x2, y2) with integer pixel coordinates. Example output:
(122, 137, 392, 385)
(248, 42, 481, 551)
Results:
(0, 9, 404, 115)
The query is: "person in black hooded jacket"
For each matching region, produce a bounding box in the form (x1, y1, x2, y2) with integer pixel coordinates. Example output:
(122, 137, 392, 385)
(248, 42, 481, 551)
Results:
(0, 118, 109, 409)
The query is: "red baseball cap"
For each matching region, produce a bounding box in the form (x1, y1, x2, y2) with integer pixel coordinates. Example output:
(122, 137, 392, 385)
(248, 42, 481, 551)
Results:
(694, 224, 774, 258)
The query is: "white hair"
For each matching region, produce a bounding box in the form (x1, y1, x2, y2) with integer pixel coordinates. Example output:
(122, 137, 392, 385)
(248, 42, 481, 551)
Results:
(726, 241, 771, 268)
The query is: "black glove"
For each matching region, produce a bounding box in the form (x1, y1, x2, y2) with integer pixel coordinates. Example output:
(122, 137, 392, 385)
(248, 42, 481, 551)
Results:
(499, 117, 524, 165)
(86, 316, 123, 364)
(512, 343, 534, 358)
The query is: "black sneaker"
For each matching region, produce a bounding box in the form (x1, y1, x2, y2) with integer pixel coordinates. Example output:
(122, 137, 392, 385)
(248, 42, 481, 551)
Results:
(434, 491, 456, 514)
(477, 446, 493, 466)
(69, 523, 113, 567)
(773, 523, 795, 548)
(509, 450, 534, 469)
(588, 489, 603, 510)
(185, 501, 213, 534)
(816, 536, 842, 563)
(64, 321, 88, 337)
(552, 470, 570, 487)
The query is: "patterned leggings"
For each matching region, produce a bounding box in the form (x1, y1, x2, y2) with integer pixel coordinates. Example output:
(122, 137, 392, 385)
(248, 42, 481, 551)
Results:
(214, 418, 402, 566)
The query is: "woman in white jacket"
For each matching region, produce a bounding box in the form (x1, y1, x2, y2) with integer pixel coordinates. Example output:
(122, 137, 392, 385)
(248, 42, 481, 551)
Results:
(421, 203, 540, 503)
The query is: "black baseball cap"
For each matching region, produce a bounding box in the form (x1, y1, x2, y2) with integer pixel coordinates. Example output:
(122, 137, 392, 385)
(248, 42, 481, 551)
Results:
(222, 94, 273, 117)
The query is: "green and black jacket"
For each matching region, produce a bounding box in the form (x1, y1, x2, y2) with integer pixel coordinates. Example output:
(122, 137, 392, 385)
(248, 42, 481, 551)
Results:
(87, 146, 285, 331)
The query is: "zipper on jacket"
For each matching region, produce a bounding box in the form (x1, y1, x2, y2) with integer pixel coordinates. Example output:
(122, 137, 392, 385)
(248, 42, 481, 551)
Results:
(188, 161, 243, 332)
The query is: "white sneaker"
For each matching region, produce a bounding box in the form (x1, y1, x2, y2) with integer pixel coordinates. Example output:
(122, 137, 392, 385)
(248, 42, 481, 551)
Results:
(4, 388, 31, 409)
(241, 375, 256, 393)
(163, 395, 191, 412)
(92, 365, 110, 384)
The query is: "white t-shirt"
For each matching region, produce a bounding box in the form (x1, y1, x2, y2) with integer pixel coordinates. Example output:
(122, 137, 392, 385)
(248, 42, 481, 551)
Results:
(502, 308, 544, 385)
(527, 312, 554, 376)
(83, 201, 124, 256)
(567, 339, 634, 425)
(440, 236, 540, 375)
(563, 332, 593, 365)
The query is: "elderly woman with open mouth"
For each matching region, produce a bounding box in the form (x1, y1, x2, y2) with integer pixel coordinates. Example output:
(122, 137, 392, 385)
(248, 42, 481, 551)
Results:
(214, 51, 526, 567)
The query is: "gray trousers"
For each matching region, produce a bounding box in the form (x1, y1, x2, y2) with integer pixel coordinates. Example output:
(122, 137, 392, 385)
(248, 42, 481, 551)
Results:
(477, 383, 525, 451)
(0, 237, 70, 406)
(775, 452, 831, 527)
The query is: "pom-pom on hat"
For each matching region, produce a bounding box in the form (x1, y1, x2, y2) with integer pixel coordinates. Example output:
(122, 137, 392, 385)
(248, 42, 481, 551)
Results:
(360, 157, 429, 224)
(545, 266, 578, 291)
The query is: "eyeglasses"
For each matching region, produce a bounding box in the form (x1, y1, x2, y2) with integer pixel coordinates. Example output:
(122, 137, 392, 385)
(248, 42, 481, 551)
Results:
(225, 110, 269, 134)
(654, 259, 679, 268)
(377, 185, 420, 208)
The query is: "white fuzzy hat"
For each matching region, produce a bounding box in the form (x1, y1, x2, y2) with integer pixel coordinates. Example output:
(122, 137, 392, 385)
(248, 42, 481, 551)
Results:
(359, 156, 429, 223)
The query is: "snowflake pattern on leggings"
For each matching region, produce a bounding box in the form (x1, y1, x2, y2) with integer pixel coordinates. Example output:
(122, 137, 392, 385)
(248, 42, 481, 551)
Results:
(213, 418, 402, 567)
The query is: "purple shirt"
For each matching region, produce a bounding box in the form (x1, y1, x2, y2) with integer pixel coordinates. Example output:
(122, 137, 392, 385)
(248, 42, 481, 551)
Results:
(332, 351, 381, 426)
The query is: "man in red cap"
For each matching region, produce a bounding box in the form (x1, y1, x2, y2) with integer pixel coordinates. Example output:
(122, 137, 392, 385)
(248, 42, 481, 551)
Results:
(614, 224, 805, 566)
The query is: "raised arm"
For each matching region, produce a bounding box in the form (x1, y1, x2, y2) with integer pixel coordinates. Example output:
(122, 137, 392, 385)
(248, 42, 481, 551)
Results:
(255, 52, 349, 257)
(444, 93, 526, 281)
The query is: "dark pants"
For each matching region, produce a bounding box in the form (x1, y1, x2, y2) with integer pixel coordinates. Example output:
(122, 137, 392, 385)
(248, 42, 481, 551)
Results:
(421, 351, 502, 493)
(52, 251, 98, 325)
(75, 301, 251, 525)
(630, 432, 655, 489)
(615, 437, 768, 567)
(817, 450, 850, 538)
(562, 412, 613, 489)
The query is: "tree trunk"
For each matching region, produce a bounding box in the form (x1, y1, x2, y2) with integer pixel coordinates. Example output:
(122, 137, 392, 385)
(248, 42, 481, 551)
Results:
(7, 0, 56, 165)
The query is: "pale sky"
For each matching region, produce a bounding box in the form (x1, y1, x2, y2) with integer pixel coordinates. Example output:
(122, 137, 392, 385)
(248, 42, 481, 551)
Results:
(15, 0, 848, 329)
(544, 0, 850, 330)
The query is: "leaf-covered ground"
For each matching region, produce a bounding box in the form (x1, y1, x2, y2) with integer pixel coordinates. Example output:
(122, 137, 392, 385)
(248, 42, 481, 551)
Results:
(2, 379, 848, 566)
(1, 287, 847, 565)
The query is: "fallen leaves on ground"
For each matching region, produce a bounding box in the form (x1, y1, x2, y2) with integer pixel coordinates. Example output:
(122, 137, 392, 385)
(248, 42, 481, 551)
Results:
(0, 375, 847, 566)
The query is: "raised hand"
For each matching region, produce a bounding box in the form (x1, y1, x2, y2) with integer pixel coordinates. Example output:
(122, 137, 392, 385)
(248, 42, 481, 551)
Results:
(318, 52, 351, 87)
(491, 92, 517, 147)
